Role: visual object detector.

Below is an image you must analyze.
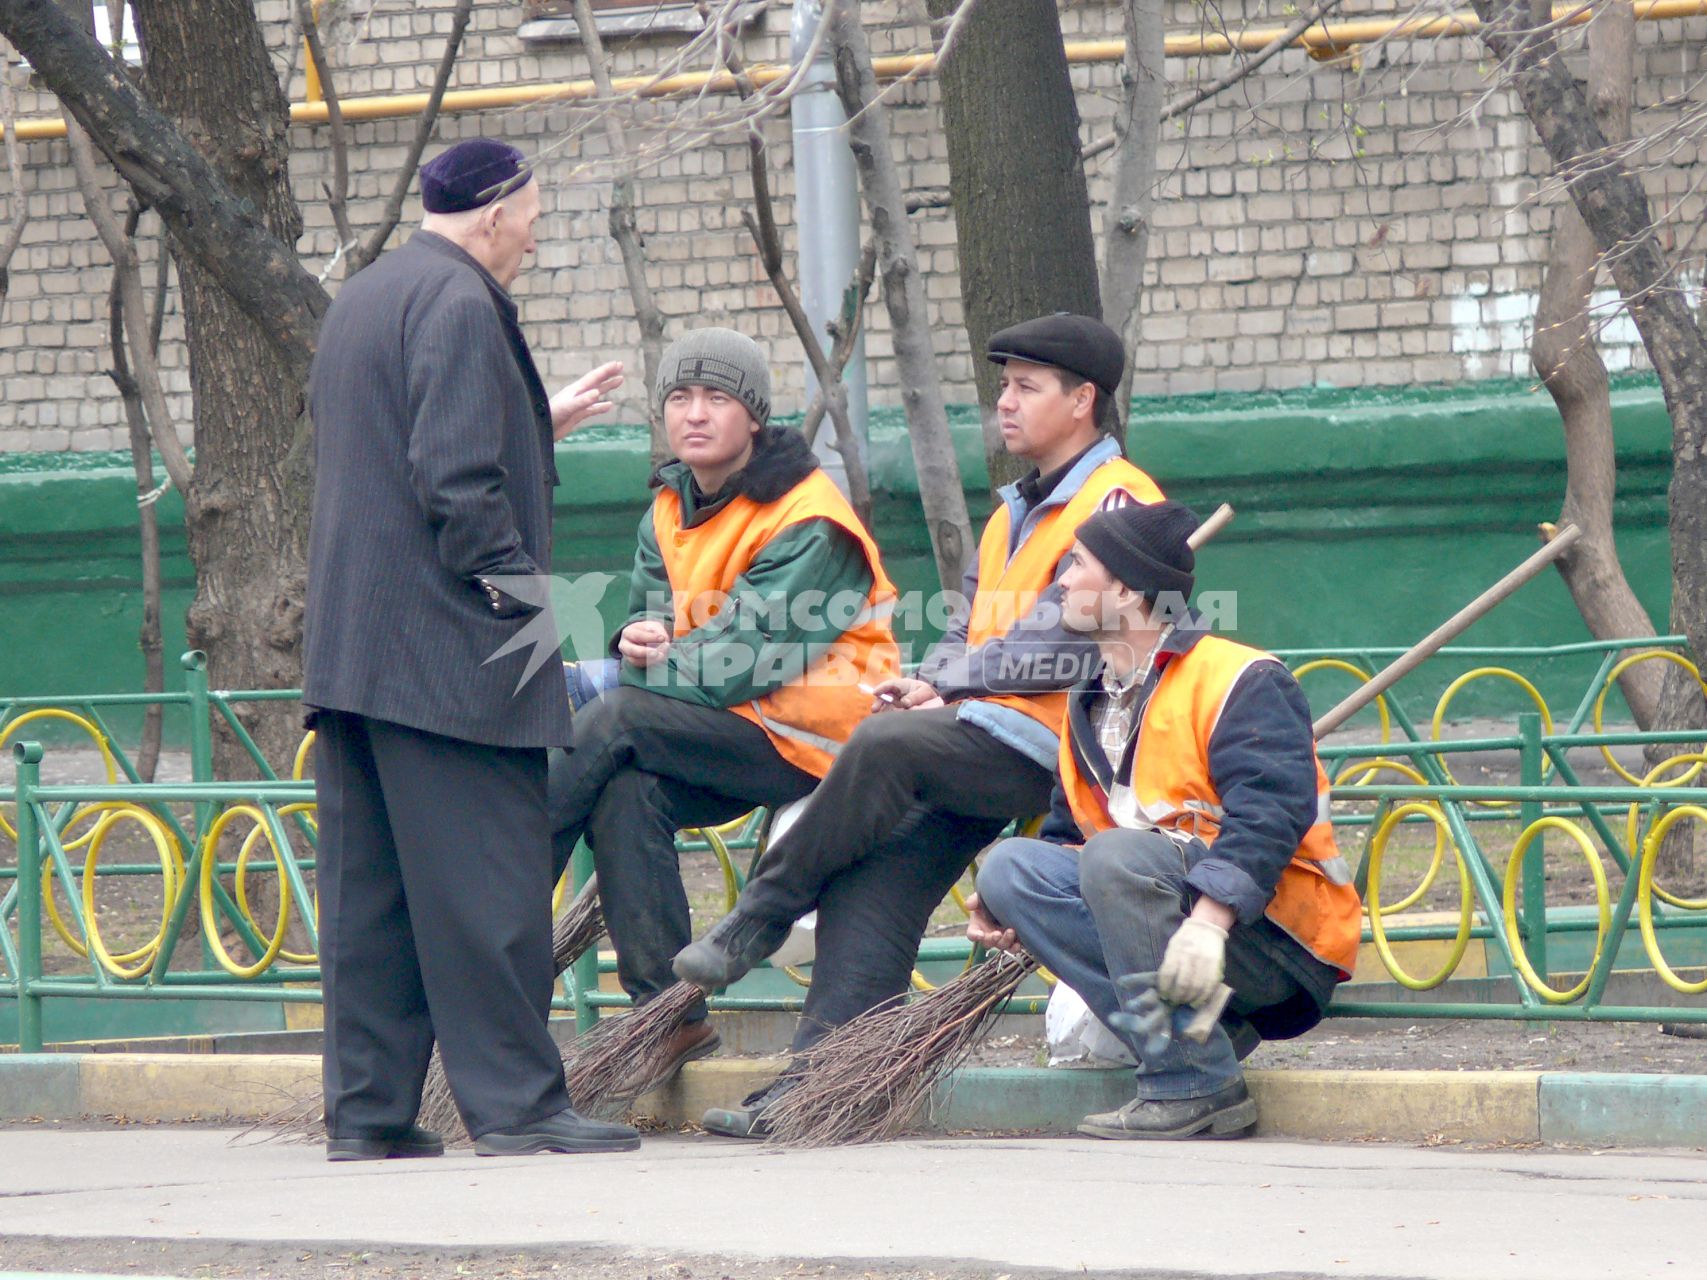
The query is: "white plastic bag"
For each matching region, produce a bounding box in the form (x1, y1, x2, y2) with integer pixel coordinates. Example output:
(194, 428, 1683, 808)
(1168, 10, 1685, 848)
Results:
(763, 797, 816, 969)
(1045, 980, 1137, 1067)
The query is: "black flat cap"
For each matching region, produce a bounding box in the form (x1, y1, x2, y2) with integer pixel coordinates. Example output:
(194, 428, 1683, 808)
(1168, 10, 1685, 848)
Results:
(420, 139, 532, 214)
(986, 312, 1126, 398)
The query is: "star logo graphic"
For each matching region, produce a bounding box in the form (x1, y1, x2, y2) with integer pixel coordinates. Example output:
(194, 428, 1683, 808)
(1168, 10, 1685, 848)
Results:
(480, 572, 618, 695)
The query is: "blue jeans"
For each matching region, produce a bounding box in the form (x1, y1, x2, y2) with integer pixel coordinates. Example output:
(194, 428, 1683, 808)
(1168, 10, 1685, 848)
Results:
(564, 658, 621, 712)
(978, 829, 1299, 1100)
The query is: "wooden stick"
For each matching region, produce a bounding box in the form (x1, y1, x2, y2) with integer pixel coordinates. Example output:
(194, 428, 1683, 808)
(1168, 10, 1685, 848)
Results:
(1310, 523, 1582, 739)
(1188, 503, 1233, 550)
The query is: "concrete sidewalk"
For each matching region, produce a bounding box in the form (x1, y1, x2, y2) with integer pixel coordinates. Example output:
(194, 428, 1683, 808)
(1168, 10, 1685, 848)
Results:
(2, 1127, 1704, 1279)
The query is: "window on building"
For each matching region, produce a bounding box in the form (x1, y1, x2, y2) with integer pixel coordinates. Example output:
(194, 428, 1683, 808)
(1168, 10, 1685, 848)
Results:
(518, 0, 767, 44)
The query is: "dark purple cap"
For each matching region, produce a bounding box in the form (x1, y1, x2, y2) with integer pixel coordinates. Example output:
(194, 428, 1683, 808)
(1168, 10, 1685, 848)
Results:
(420, 139, 532, 214)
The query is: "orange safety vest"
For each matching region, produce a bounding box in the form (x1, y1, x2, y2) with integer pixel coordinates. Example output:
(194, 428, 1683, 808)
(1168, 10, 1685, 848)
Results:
(652, 469, 900, 778)
(965, 455, 1164, 736)
(1059, 635, 1361, 978)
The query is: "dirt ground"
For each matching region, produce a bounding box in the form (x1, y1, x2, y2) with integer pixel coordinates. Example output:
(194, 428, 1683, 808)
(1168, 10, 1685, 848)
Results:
(0, 1238, 1195, 1280)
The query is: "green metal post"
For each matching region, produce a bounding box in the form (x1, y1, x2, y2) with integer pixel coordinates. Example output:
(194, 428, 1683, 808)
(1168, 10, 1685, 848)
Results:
(570, 840, 599, 1035)
(13, 742, 44, 1052)
(182, 651, 217, 970)
(1519, 712, 1548, 978)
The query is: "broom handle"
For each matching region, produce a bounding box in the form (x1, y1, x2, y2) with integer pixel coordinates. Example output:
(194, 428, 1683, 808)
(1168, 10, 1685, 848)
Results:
(1310, 523, 1582, 740)
(1188, 503, 1233, 550)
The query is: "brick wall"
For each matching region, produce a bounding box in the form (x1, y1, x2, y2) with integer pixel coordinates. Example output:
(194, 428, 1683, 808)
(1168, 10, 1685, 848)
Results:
(2, 0, 1704, 451)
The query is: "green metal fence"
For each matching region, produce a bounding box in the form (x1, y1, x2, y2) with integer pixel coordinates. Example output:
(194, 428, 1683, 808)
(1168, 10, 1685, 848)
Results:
(5, 639, 1707, 1052)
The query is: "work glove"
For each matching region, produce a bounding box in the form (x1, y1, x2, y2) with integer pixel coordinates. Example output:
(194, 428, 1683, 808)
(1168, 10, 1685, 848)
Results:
(1156, 917, 1228, 1008)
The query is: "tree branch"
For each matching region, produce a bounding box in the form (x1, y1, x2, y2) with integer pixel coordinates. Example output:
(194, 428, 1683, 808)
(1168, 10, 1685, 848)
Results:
(351, 0, 473, 272)
(1099, 0, 1164, 440)
(65, 112, 194, 499)
(708, 0, 873, 522)
(572, 0, 668, 459)
(295, 0, 354, 261)
(1084, 0, 1348, 162)
(0, 0, 328, 374)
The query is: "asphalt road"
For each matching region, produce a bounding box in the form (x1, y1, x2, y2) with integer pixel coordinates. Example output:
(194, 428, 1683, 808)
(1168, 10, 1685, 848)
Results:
(2, 1127, 1702, 1279)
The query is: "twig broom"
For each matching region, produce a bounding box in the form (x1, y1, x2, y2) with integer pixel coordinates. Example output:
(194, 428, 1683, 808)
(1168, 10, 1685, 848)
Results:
(763, 520, 1583, 1146)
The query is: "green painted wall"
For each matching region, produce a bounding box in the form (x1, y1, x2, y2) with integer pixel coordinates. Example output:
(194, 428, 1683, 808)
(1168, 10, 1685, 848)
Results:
(0, 376, 1674, 747)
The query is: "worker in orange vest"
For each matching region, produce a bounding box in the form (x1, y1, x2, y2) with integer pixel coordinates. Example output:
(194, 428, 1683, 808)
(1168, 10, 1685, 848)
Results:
(549, 327, 900, 1094)
(675, 314, 1165, 1138)
(969, 500, 1360, 1139)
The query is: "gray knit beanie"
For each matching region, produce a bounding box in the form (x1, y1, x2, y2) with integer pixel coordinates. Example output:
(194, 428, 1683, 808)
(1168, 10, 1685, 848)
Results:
(656, 327, 772, 427)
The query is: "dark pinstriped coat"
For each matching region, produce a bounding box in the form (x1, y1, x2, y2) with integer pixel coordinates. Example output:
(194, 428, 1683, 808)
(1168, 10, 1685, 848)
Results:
(302, 231, 572, 749)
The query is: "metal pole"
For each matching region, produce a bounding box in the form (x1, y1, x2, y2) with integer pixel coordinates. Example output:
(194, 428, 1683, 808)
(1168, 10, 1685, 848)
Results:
(14, 742, 44, 1052)
(1518, 712, 1549, 979)
(791, 0, 868, 489)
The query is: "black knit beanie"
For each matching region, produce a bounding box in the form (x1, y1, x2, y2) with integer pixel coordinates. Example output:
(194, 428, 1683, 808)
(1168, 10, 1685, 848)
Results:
(1075, 500, 1199, 597)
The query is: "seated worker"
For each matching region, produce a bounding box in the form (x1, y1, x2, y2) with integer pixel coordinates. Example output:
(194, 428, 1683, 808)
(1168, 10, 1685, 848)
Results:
(549, 327, 900, 1090)
(673, 313, 1165, 1137)
(969, 500, 1360, 1140)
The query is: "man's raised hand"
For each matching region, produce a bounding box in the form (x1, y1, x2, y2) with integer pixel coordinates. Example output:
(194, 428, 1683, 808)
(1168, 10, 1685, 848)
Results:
(550, 361, 625, 440)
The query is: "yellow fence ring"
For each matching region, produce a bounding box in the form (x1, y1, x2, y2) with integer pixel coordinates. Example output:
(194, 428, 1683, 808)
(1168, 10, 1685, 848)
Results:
(199, 805, 294, 979)
(1637, 805, 1707, 995)
(291, 731, 316, 782)
(81, 804, 181, 981)
(1365, 802, 1473, 990)
(1594, 650, 1707, 784)
(240, 802, 318, 965)
(1431, 667, 1554, 805)
(1500, 816, 1609, 1004)
(0, 708, 118, 841)
(1334, 760, 1447, 914)
(1623, 755, 1707, 911)
(1292, 659, 1390, 745)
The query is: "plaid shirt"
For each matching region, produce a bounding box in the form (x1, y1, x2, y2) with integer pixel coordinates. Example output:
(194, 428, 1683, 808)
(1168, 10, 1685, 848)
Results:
(1092, 626, 1172, 830)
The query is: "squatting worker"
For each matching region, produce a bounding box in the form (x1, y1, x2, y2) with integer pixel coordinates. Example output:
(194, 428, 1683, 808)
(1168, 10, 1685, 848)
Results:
(303, 138, 639, 1160)
(969, 501, 1361, 1139)
(548, 327, 900, 1092)
(673, 313, 1166, 1138)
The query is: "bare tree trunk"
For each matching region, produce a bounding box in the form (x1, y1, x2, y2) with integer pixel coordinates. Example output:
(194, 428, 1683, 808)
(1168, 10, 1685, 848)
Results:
(1099, 0, 1163, 443)
(1528, 0, 1662, 725)
(1474, 0, 1707, 685)
(925, 0, 1101, 487)
(573, 0, 668, 461)
(102, 203, 169, 780)
(829, 0, 972, 590)
(131, 0, 313, 778)
(0, 34, 26, 313)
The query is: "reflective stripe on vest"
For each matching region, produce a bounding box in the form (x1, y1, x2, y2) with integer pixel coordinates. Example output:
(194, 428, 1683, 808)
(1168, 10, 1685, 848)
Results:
(1059, 635, 1361, 977)
(965, 456, 1164, 737)
(652, 469, 900, 778)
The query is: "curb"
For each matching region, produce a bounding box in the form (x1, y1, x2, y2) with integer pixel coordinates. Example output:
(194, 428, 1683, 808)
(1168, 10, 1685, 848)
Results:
(3, 1052, 1704, 1148)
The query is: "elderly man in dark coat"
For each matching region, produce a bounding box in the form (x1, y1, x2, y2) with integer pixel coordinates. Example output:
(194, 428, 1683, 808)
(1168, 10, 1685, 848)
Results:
(304, 138, 635, 1159)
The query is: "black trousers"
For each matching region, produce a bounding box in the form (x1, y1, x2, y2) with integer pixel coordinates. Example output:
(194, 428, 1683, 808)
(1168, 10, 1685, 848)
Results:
(737, 706, 1057, 1051)
(548, 686, 817, 1020)
(315, 712, 570, 1139)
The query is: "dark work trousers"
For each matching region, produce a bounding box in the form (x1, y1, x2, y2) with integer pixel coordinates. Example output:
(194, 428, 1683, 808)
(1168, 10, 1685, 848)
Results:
(734, 705, 1057, 1052)
(548, 685, 817, 1023)
(314, 711, 571, 1140)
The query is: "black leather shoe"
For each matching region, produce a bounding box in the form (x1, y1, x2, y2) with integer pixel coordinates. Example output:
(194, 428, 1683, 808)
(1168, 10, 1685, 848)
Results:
(474, 1106, 642, 1156)
(1078, 1079, 1257, 1140)
(325, 1124, 444, 1162)
(701, 1072, 799, 1140)
(672, 909, 794, 990)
